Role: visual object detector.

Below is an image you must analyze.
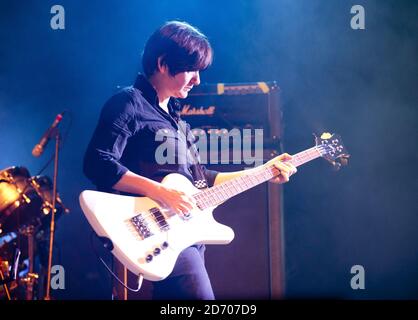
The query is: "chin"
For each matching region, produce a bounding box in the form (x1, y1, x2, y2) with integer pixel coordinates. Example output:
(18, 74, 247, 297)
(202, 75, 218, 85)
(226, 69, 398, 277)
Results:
(175, 91, 189, 99)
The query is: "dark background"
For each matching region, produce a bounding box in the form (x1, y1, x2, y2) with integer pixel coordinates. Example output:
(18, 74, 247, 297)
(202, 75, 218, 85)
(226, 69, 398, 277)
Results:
(0, 0, 417, 299)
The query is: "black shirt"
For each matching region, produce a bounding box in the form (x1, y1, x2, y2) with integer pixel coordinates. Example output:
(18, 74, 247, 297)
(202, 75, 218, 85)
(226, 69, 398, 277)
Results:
(83, 74, 218, 193)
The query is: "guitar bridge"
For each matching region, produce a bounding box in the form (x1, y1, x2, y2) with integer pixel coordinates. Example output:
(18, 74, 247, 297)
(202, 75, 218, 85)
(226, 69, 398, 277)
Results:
(131, 214, 153, 239)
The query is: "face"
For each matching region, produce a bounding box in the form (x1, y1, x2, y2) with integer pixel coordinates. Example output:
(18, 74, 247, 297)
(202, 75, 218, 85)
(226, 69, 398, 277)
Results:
(168, 70, 200, 99)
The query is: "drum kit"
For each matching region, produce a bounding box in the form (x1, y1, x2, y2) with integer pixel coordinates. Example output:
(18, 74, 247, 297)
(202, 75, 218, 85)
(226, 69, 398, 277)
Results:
(0, 166, 69, 300)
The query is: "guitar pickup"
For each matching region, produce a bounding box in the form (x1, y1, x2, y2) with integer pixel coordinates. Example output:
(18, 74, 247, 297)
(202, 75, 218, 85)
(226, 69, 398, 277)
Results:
(149, 207, 170, 231)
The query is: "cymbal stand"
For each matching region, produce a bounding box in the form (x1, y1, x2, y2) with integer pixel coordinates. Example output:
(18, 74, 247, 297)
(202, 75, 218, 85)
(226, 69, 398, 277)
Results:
(0, 263, 12, 300)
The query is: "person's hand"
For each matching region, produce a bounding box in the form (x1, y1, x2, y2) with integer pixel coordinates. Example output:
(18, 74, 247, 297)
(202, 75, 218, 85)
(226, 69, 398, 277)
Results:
(149, 184, 196, 217)
(264, 153, 297, 184)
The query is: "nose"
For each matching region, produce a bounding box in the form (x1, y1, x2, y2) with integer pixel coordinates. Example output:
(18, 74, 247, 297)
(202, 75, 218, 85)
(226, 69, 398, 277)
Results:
(192, 71, 200, 86)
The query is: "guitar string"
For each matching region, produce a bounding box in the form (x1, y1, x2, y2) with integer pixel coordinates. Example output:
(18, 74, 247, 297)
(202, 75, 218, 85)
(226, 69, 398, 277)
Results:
(154, 145, 325, 218)
(195, 145, 326, 210)
(134, 145, 327, 231)
(138, 145, 326, 227)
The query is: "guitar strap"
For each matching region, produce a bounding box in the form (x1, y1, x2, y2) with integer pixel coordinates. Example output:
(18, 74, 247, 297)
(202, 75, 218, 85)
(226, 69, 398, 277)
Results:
(179, 120, 209, 190)
(171, 100, 209, 190)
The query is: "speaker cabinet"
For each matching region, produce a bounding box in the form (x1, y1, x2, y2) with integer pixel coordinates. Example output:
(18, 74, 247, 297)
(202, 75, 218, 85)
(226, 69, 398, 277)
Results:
(204, 163, 284, 300)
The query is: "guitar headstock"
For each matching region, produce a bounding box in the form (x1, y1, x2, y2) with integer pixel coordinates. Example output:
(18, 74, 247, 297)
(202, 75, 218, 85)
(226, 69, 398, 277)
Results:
(315, 132, 350, 170)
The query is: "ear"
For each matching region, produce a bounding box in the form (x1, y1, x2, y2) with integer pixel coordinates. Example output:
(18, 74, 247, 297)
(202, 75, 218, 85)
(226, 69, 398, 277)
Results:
(157, 56, 169, 74)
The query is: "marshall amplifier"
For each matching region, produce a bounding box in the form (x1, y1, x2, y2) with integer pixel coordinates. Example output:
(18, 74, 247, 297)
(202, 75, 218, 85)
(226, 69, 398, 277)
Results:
(180, 81, 283, 161)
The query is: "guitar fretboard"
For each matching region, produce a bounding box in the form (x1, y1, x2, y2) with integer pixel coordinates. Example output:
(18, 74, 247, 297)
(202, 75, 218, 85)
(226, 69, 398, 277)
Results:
(194, 146, 325, 210)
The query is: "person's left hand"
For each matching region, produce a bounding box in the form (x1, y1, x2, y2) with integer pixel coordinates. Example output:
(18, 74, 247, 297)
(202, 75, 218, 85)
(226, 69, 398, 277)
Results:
(264, 153, 297, 184)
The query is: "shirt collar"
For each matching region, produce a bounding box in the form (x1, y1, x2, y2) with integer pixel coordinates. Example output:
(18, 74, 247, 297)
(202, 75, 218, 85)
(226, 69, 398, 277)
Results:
(133, 73, 182, 123)
(133, 73, 158, 106)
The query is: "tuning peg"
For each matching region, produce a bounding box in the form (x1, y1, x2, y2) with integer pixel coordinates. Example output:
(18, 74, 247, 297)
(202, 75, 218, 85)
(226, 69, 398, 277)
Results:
(320, 132, 333, 139)
(339, 156, 349, 167)
(331, 161, 342, 171)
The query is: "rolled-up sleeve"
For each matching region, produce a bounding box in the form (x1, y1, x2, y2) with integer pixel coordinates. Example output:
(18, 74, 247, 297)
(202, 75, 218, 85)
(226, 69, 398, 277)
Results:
(83, 90, 136, 190)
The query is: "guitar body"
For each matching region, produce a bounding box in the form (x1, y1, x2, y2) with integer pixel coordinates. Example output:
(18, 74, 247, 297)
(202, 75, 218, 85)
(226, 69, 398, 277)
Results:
(79, 173, 235, 281)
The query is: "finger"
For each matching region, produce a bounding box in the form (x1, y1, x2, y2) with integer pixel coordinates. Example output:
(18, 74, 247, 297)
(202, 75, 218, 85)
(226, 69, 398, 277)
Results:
(290, 165, 297, 176)
(278, 173, 289, 183)
(281, 162, 297, 176)
(180, 196, 195, 209)
(271, 167, 289, 181)
(169, 206, 182, 215)
(277, 153, 293, 162)
(270, 166, 281, 177)
(180, 199, 194, 211)
(274, 162, 292, 175)
(174, 204, 188, 215)
(178, 205, 192, 218)
(186, 195, 197, 205)
(176, 190, 194, 203)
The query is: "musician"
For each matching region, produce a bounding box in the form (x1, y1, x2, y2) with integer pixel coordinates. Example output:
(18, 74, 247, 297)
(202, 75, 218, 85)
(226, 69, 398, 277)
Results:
(83, 20, 297, 300)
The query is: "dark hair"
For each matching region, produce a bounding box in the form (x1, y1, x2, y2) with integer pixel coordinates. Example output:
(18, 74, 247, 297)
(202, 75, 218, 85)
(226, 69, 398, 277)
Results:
(142, 21, 213, 78)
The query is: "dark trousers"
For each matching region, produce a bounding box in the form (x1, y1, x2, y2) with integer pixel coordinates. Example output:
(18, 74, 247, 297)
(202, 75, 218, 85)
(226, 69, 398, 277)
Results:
(152, 245, 215, 300)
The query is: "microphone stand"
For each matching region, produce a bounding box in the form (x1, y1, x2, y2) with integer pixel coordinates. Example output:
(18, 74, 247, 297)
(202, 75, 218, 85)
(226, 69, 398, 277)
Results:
(44, 127, 60, 300)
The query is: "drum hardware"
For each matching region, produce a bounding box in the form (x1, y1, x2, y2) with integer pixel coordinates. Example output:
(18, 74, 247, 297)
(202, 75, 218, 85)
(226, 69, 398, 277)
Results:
(0, 247, 20, 300)
(21, 226, 37, 300)
(0, 259, 13, 300)
(0, 164, 69, 300)
(19, 273, 39, 285)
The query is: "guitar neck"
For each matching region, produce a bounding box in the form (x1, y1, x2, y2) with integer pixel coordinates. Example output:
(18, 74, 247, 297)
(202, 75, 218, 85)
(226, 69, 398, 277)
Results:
(195, 146, 323, 209)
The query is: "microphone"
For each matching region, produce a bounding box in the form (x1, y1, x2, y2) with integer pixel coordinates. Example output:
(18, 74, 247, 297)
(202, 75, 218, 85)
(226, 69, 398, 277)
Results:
(32, 112, 65, 157)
